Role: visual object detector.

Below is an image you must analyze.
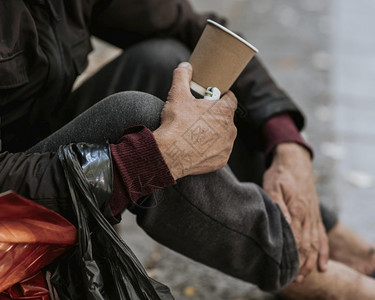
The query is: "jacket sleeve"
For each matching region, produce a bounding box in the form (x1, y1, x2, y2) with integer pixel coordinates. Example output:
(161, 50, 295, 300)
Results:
(91, 0, 305, 148)
(91, 0, 221, 50)
(0, 132, 174, 225)
(0, 139, 114, 223)
(0, 151, 73, 220)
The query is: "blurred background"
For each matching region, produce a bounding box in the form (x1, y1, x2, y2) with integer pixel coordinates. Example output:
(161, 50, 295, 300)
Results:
(79, 0, 375, 298)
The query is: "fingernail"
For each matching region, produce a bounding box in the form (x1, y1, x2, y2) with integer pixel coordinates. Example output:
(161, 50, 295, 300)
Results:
(178, 62, 191, 68)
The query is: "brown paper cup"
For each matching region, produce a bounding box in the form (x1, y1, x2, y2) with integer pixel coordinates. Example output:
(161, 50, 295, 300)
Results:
(189, 19, 258, 96)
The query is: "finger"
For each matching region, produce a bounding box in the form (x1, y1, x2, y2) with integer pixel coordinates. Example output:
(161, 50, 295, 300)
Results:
(264, 182, 292, 224)
(298, 221, 319, 279)
(290, 205, 303, 239)
(297, 250, 318, 283)
(318, 222, 329, 271)
(270, 191, 292, 224)
(294, 218, 308, 275)
(220, 90, 238, 112)
(169, 62, 193, 100)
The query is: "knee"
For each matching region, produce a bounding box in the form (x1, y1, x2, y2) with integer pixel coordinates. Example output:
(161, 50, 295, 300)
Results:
(97, 91, 165, 131)
(126, 39, 191, 75)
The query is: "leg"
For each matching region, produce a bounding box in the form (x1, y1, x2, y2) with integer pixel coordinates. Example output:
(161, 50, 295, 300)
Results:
(24, 91, 164, 221)
(228, 127, 340, 233)
(279, 260, 375, 300)
(27, 91, 164, 152)
(228, 128, 375, 297)
(56, 39, 190, 128)
(328, 222, 375, 276)
(133, 165, 299, 292)
(28, 90, 300, 292)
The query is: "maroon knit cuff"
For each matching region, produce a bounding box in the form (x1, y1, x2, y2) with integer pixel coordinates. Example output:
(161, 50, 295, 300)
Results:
(109, 125, 176, 216)
(262, 113, 313, 159)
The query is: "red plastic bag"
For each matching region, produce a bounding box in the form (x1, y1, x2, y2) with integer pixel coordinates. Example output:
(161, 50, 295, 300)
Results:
(0, 271, 50, 300)
(0, 191, 77, 293)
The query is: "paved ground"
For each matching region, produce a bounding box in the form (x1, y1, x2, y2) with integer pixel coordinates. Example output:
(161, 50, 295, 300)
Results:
(81, 0, 375, 298)
(330, 0, 375, 242)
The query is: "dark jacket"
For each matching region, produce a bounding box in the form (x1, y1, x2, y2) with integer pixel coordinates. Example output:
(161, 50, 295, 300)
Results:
(0, 126, 114, 223)
(0, 0, 304, 212)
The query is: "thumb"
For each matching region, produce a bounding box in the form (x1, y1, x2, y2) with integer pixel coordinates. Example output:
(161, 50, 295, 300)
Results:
(169, 62, 193, 100)
(271, 191, 292, 225)
(263, 180, 292, 224)
(265, 185, 292, 225)
(318, 223, 329, 272)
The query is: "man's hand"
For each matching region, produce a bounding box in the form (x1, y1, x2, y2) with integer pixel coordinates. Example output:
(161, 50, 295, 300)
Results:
(263, 143, 329, 282)
(153, 62, 238, 180)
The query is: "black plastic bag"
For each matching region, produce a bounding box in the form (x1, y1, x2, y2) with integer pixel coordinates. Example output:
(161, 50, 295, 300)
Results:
(50, 144, 174, 300)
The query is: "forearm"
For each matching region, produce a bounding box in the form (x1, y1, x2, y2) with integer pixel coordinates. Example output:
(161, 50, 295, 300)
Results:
(109, 126, 176, 216)
(263, 132, 329, 278)
(261, 113, 313, 166)
(0, 129, 175, 222)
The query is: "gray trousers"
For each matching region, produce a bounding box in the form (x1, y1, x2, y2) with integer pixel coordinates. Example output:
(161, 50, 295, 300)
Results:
(29, 39, 337, 292)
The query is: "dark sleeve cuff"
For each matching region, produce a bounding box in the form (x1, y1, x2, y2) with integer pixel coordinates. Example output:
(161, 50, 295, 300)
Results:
(109, 125, 176, 216)
(261, 113, 314, 160)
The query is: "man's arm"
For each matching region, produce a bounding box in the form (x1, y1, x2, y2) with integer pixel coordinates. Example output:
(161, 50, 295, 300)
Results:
(110, 62, 238, 214)
(0, 63, 237, 224)
(262, 116, 330, 280)
(0, 151, 72, 218)
(0, 133, 174, 222)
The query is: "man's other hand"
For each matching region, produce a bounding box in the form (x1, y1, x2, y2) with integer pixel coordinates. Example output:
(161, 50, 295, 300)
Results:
(263, 143, 329, 282)
(154, 62, 238, 180)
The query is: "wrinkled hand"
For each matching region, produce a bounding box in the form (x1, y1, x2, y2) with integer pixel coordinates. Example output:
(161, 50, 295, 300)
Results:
(263, 143, 329, 282)
(154, 62, 238, 180)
